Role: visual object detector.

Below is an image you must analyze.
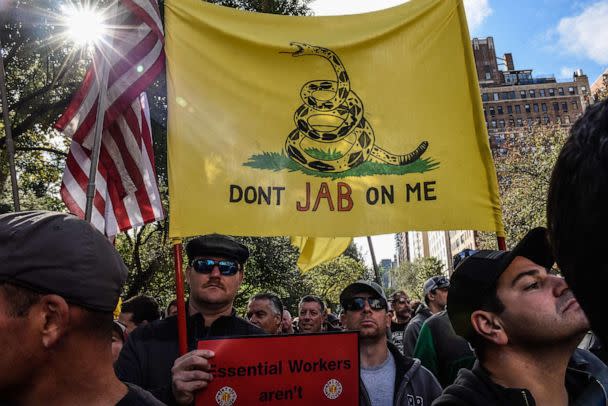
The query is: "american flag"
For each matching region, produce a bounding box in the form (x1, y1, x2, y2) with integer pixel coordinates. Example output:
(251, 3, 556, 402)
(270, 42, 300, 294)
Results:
(55, 0, 165, 236)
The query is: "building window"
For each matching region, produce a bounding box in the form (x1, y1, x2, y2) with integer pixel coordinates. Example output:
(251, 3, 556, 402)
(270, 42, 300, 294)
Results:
(517, 118, 523, 126)
(493, 93, 499, 101)
(556, 116, 561, 124)
(541, 103, 547, 112)
(529, 89, 536, 98)
(571, 100, 578, 109)
(527, 117, 533, 126)
(533, 104, 539, 112)
(507, 105, 513, 114)
(562, 102, 568, 112)
(549, 88, 555, 96)
(498, 119, 505, 128)
(497, 106, 503, 115)
(509, 119, 515, 126)
(558, 87, 564, 96)
(491, 120, 497, 128)
(568, 86, 576, 95)
(482, 93, 489, 102)
(520, 90, 527, 99)
(489, 107, 495, 116)
(543, 115, 549, 124)
(501, 92, 508, 100)
(539, 89, 546, 97)
(525, 104, 531, 113)
(485, 72, 491, 80)
(553, 102, 559, 112)
(564, 115, 570, 124)
(509, 91, 516, 99)
(515, 105, 521, 113)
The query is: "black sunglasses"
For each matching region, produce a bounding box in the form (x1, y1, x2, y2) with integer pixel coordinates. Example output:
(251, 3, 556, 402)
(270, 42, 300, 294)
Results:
(344, 297, 386, 312)
(190, 258, 240, 276)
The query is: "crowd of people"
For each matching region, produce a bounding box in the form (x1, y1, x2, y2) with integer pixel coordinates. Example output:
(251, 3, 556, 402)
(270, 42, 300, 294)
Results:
(1, 99, 608, 405)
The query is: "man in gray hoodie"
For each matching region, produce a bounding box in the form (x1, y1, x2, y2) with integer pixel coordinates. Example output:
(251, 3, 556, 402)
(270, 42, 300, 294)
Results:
(340, 280, 442, 406)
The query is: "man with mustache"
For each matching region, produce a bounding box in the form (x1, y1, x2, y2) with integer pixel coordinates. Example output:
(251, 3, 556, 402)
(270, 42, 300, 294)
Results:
(340, 280, 441, 406)
(434, 228, 607, 405)
(116, 234, 264, 405)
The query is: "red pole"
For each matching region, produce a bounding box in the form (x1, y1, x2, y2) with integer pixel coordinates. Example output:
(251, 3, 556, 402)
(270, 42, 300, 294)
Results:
(173, 243, 188, 355)
(497, 236, 507, 250)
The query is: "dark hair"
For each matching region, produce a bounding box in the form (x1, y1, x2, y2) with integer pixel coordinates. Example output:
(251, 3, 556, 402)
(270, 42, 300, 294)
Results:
(0, 282, 41, 317)
(298, 295, 326, 313)
(547, 99, 608, 342)
(390, 290, 408, 302)
(165, 299, 177, 317)
(249, 293, 283, 316)
(121, 295, 161, 324)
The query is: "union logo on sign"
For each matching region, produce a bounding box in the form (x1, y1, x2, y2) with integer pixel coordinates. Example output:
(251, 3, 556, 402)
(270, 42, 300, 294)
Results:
(215, 386, 237, 406)
(323, 378, 343, 400)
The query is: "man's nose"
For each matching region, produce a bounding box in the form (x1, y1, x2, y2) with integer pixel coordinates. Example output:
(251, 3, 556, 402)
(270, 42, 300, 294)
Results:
(210, 264, 221, 277)
(551, 274, 569, 296)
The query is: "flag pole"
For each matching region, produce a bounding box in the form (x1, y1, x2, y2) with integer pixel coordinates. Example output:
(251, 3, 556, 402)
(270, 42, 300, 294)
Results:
(366, 236, 382, 284)
(0, 38, 20, 211)
(84, 49, 112, 222)
(173, 243, 188, 355)
(497, 235, 506, 250)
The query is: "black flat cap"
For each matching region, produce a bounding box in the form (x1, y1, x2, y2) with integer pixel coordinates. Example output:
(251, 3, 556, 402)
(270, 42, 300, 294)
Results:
(0, 211, 128, 312)
(186, 234, 249, 264)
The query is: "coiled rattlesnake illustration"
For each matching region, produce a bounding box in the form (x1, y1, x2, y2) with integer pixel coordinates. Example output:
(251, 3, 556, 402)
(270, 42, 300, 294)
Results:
(283, 42, 428, 173)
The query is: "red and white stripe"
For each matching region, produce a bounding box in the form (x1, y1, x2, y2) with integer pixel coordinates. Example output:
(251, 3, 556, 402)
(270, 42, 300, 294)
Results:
(56, 0, 164, 236)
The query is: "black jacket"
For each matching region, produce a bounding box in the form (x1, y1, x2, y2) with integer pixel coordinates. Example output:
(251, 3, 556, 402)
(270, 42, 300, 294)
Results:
(115, 310, 264, 405)
(432, 350, 608, 406)
(360, 342, 442, 406)
(403, 304, 433, 356)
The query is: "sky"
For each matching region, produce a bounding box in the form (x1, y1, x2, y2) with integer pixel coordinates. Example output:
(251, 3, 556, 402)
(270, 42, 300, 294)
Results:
(308, 0, 608, 266)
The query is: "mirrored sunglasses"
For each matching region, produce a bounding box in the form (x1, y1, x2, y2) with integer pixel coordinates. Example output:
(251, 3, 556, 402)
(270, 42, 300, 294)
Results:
(344, 297, 386, 312)
(191, 258, 239, 276)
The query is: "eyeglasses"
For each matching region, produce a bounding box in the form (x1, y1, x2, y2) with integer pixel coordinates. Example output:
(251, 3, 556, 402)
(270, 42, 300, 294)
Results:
(190, 258, 239, 276)
(344, 297, 386, 312)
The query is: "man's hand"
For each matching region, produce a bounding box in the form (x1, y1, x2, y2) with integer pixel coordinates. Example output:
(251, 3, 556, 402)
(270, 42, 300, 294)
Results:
(171, 349, 215, 405)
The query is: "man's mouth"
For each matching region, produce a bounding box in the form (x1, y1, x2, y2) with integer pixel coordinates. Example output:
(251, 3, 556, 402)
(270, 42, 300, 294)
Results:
(561, 297, 579, 313)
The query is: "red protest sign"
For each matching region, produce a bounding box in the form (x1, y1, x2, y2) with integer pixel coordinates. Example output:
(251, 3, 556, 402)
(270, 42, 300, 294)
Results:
(196, 332, 359, 405)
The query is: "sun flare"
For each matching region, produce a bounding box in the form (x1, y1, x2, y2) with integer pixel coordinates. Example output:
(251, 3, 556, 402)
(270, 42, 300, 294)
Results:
(62, 4, 106, 47)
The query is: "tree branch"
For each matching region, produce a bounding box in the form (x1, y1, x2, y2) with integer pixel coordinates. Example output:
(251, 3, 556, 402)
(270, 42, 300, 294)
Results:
(14, 146, 67, 157)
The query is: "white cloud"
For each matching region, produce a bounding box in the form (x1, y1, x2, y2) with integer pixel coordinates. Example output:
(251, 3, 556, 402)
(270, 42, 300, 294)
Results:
(559, 66, 576, 79)
(555, 1, 608, 64)
(309, 0, 493, 32)
(463, 0, 492, 33)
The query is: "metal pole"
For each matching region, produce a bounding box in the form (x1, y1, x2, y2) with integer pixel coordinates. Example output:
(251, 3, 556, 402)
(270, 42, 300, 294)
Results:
(0, 38, 20, 211)
(84, 4, 118, 222)
(84, 50, 111, 222)
(367, 236, 381, 285)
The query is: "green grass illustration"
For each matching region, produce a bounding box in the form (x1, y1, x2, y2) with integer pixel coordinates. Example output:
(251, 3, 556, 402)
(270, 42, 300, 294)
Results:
(243, 150, 439, 179)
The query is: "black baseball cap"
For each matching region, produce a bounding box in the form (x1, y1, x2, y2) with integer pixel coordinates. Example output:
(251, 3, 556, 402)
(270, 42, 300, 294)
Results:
(447, 227, 554, 339)
(186, 233, 249, 264)
(340, 280, 388, 309)
(0, 211, 128, 312)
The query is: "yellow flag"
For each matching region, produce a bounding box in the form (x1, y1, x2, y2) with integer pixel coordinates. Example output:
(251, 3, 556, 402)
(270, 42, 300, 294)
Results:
(165, 0, 504, 239)
(291, 236, 352, 272)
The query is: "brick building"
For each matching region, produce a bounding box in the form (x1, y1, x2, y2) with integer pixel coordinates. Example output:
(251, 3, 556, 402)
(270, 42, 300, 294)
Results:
(474, 37, 591, 151)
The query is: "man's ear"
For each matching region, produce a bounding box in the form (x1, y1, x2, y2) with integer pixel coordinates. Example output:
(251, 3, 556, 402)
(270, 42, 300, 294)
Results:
(470, 310, 507, 346)
(37, 295, 70, 348)
(340, 313, 346, 326)
(384, 311, 391, 329)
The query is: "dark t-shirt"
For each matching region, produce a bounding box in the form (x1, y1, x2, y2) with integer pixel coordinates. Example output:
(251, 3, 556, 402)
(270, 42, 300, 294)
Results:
(390, 320, 408, 354)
